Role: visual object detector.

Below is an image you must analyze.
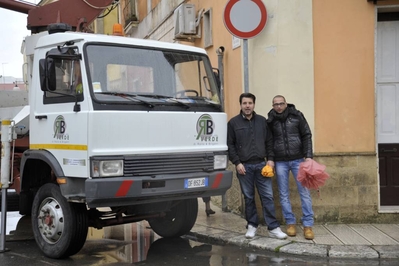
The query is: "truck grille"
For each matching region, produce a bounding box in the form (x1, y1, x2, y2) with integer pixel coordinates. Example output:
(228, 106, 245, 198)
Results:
(124, 153, 214, 176)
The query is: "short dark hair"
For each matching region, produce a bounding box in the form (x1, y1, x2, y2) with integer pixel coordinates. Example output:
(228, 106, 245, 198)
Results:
(239, 93, 256, 104)
(272, 95, 286, 103)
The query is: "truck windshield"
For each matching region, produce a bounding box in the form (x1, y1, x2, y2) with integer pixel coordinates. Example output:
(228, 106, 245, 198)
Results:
(85, 44, 221, 107)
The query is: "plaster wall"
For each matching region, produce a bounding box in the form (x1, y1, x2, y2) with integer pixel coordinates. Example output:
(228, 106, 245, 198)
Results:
(249, 0, 314, 134)
(128, 0, 399, 224)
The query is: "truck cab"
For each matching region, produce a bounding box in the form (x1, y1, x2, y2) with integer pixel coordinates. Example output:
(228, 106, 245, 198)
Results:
(9, 25, 232, 259)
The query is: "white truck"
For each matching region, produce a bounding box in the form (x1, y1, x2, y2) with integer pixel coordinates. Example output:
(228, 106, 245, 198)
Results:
(0, 3, 232, 258)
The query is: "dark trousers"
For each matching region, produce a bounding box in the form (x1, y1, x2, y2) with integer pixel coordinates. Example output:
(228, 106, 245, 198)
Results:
(237, 162, 280, 230)
(202, 197, 210, 203)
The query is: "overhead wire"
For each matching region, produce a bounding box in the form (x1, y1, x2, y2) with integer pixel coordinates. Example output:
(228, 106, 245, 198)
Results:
(81, 0, 120, 19)
(82, 0, 118, 9)
(97, 3, 119, 19)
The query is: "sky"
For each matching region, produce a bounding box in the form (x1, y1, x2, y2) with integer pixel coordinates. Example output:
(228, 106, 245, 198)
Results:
(0, 0, 37, 79)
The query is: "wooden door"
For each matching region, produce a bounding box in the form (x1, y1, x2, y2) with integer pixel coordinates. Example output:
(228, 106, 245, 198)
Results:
(378, 144, 399, 205)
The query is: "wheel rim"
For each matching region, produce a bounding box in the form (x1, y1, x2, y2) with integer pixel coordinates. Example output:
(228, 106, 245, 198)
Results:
(36, 196, 65, 244)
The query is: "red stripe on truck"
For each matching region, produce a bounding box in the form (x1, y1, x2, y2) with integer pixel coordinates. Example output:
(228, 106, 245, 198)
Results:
(211, 173, 223, 189)
(115, 180, 134, 197)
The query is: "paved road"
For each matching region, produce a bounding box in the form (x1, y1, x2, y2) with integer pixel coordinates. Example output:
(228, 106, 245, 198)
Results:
(1, 200, 398, 265)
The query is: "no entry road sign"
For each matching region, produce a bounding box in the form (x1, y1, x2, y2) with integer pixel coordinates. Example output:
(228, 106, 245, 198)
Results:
(223, 0, 267, 39)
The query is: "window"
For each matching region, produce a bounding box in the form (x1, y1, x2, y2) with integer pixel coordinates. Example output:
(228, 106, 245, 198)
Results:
(204, 9, 213, 48)
(174, 59, 219, 103)
(44, 58, 83, 104)
(123, 0, 138, 27)
(107, 64, 154, 93)
(86, 44, 222, 111)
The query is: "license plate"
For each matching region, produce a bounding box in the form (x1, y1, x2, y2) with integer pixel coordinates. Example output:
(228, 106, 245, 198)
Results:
(184, 177, 208, 189)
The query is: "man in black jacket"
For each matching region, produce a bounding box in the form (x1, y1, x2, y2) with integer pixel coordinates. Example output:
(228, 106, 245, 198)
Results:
(227, 93, 287, 240)
(267, 95, 315, 240)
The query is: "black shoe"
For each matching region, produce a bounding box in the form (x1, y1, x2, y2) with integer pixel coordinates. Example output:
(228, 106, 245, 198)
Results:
(205, 209, 215, 217)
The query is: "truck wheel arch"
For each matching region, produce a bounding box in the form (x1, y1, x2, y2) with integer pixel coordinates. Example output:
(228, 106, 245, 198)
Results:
(18, 150, 65, 215)
(20, 149, 64, 192)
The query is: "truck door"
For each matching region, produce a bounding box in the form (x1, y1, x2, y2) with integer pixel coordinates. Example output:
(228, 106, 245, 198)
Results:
(30, 54, 89, 178)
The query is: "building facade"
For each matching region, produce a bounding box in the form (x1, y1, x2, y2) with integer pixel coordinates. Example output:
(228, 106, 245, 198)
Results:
(114, 0, 399, 224)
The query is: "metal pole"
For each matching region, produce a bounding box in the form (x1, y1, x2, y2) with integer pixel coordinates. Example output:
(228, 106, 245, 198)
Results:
(216, 47, 229, 211)
(0, 191, 7, 252)
(241, 38, 249, 214)
(216, 46, 225, 111)
(2, 63, 7, 84)
(243, 39, 249, 93)
(0, 119, 12, 252)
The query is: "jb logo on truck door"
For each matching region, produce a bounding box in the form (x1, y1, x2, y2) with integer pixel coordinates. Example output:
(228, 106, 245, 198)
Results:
(195, 114, 218, 144)
(53, 115, 69, 141)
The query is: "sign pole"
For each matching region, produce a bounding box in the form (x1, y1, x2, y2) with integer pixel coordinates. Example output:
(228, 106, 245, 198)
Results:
(243, 39, 249, 93)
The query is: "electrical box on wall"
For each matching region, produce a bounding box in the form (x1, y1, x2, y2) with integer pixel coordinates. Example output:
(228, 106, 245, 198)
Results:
(174, 3, 197, 39)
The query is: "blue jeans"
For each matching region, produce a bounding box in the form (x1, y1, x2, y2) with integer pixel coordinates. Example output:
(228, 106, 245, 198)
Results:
(237, 162, 280, 230)
(275, 159, 314, 227)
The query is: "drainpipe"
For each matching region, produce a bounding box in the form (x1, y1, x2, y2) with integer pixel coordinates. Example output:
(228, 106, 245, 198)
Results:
(216, 47, 229, 212)
(216, 46, 225, 111)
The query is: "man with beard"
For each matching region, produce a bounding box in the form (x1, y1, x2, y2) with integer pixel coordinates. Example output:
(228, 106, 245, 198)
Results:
(267, 95, 314, 240)
(227, 93, 287, 240)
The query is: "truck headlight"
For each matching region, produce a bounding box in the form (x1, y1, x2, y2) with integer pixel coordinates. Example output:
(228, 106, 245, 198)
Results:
(214, 154, 227, 170)
(92, 160, 124, 177)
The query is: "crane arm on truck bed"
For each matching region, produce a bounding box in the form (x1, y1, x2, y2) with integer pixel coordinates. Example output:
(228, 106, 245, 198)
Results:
(0, 0, 117, 33)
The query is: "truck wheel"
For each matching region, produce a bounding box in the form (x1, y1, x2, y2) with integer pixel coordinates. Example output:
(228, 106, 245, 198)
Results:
(31, 183, 88, 259)
(148, 199, 198, 238)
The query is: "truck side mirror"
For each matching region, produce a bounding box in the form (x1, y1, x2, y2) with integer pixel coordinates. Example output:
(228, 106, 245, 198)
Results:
(40, 46, 81, 92)
(39, 58, 56, 92)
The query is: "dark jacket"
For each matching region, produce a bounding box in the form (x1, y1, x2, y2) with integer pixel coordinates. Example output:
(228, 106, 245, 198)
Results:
(267, 104, 313, 161)
(227, 111, 274, 166)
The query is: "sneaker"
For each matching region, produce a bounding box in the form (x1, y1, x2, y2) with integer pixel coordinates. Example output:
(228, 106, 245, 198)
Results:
(304, 227, 314, 240)
(268, 227, 288, 239)
(245, 224, 257, 239)
(286, 224, 297, 236)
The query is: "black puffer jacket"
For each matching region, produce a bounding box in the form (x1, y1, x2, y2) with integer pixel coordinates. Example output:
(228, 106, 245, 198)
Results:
(267, 104, 313, 161)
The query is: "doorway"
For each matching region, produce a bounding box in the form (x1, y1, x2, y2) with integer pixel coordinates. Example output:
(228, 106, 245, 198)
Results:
(377, 10, 399, 206)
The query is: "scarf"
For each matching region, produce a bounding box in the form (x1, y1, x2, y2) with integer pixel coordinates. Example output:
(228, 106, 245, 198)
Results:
(273, 107, 289, 121)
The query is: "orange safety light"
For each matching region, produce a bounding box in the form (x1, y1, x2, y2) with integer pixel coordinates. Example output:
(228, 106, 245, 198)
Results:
(57, 177, 67, 184)
(113, 23, 124, 36)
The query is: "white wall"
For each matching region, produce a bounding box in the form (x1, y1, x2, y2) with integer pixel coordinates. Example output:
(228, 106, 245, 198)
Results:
(249, 0, 314, 132)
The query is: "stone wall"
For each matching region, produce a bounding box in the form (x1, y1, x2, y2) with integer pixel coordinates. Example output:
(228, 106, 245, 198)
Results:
(212, 154, 398, 225)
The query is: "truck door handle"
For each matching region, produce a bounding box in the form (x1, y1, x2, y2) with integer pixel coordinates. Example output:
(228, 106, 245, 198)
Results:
(381, 148, 397, 153)
(35, 115, 47, 120)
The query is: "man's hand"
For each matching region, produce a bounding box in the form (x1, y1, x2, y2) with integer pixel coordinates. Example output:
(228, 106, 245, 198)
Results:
(266, 160, 274, 168)
(305, 158, 312, 161)
(236, 163, 246, 175)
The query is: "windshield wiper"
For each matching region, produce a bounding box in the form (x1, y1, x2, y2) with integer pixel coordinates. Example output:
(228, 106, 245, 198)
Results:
(204, 99, 221, 107)
(136, 94, 190, 109)
(96, 92, 154, 108)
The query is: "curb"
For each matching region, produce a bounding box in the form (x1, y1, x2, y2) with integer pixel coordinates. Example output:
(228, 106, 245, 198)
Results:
(187, 231, 399, 259)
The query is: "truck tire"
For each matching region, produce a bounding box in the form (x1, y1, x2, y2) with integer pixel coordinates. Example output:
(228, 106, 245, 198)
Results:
(148, 198, 198, 238)
(0, 190, 19, 212)
(31, 183, 88, 259)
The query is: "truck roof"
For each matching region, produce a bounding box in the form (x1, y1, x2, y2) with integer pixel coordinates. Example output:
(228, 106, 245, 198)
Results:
(34, 31, 207, 55)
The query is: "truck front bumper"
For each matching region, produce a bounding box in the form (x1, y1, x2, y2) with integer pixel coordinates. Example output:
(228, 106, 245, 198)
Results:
(85, 170, 232, 208)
